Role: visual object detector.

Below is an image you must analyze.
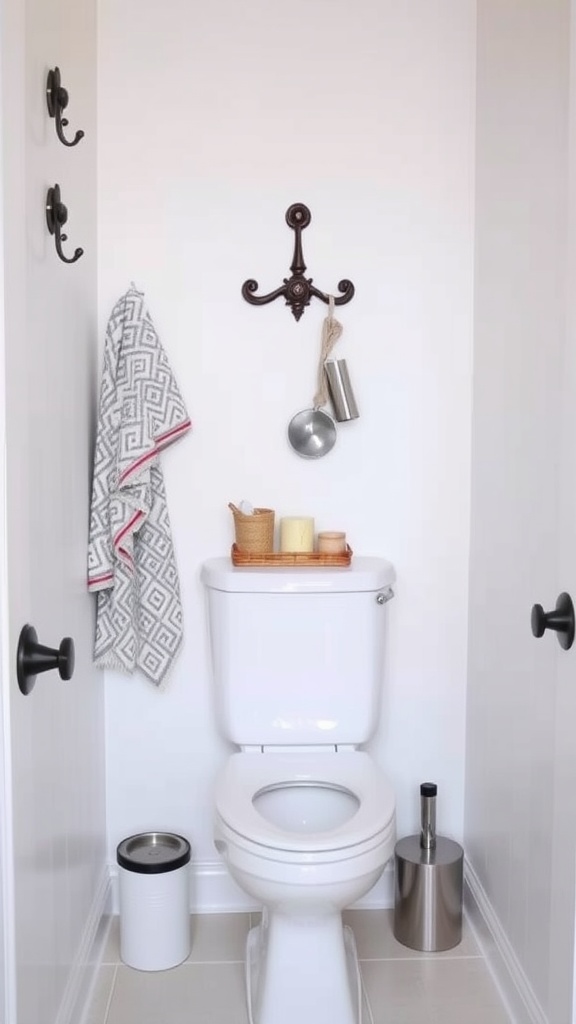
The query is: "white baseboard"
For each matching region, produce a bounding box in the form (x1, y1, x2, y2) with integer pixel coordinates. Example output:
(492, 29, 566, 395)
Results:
(108, 858, 395, 916)
(187, 860, 261, 913)
(464, 858, 547, 1024)
(56, 866, 113, 1024)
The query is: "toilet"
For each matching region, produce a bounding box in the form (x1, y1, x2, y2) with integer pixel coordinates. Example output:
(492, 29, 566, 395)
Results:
(201, 556, 396, 1024)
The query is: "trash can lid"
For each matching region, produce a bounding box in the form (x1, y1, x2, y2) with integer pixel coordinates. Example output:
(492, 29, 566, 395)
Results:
(117, 832, 191, 874)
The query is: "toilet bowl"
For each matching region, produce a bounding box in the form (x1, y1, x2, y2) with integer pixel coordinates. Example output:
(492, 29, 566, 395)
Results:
(201, 556, 396, 1024)
(214, 751, 395, 1024)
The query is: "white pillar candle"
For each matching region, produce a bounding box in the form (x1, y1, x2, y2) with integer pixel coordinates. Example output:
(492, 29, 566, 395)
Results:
(280, 516, 315, 553)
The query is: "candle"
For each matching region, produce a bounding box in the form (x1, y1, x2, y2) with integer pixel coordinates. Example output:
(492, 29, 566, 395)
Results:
(280, 516, 315, 553)
(317, 531, 347, 554)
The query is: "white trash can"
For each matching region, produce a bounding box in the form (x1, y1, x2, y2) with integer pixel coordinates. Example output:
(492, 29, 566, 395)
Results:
(117, 832, 191, 971)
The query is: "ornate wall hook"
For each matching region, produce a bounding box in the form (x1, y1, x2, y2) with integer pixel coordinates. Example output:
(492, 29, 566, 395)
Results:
(46, 67, 85, 147)
(46, 184, 84, 264)
(242, 203, 355, 322)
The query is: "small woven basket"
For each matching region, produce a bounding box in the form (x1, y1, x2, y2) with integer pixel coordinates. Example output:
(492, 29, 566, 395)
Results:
(228, 503, 275, 554)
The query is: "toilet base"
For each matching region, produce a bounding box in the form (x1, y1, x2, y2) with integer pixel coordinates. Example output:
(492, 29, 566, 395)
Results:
(246, 914, 362, 1024)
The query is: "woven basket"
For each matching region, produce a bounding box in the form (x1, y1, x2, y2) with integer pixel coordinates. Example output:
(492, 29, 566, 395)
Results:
(228, 503, 275, 554)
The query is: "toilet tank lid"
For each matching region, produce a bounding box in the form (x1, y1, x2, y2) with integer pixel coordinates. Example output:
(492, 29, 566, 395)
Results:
(200, 556, 395, 594)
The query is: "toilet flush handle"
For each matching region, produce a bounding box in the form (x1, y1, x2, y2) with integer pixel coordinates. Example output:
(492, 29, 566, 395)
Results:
(376, 588, 394, 605)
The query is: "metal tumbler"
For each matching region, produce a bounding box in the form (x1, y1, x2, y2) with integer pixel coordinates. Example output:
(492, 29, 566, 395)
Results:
(324, 359, 359, 422)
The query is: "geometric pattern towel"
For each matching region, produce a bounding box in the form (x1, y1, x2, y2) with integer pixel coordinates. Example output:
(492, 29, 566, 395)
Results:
(87, 285, 191, 685)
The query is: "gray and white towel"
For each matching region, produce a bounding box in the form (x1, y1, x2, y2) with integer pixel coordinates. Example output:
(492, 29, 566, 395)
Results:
(87, 286, 191, 685)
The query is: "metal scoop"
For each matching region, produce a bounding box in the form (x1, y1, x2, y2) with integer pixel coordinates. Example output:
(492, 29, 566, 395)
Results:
(287, 407, 337, 459)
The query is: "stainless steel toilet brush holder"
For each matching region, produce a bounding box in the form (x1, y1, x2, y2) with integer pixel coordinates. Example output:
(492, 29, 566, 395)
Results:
(394, 783, 463, 951)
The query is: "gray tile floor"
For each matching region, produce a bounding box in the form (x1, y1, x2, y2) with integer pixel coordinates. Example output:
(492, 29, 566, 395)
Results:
(85, 910, 512, 1024)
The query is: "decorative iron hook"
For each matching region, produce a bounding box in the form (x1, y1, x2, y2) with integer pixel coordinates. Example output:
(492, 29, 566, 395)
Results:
(242, 204, 355, 322)
(46, 184, 84, 264)
(46, 67, 85, 147)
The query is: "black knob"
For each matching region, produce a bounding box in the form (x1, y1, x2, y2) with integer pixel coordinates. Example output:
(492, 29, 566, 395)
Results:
(420, 783, 437, 798)
(531, 593, 575, 651)
(17, 624, 75, 695)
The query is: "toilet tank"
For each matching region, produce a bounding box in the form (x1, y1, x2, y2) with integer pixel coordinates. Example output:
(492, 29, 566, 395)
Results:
(201, 557, 395, 747)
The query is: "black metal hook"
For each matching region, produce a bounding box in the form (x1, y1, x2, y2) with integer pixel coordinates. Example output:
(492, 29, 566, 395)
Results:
(242, 204, 355, 322)
(46, 67, 85, 147)
(46, 184, 84, 264)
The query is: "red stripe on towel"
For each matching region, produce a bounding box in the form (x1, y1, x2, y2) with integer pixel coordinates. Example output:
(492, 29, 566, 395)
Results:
(119, 419, 192, 485)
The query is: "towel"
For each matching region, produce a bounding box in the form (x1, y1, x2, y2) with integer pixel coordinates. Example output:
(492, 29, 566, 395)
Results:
(87, 286, 191, 685)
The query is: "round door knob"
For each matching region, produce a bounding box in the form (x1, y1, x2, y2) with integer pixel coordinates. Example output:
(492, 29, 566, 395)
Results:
(16, 624, 75, 695)
(531, 592, 575, 651)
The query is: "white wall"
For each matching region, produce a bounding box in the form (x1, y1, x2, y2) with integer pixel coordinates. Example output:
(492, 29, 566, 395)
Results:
(466, 0, 571, 1018)
(98, 0, 476, 904)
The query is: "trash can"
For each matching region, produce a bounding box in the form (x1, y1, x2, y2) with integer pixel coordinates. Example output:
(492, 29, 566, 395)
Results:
(117, 832, 191, 971)
(394, 784, 463, 952)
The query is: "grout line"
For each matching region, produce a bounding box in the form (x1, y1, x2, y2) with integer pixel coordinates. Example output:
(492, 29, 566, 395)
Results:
(356, 950, 485, 958)
(181, 959, 247, 966)
(113, 959, 247, 970)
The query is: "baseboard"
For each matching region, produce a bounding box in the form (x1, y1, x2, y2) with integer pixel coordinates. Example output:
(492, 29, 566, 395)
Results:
(464, 858, 547, 1024)
(56, 865, 113, 1024)
(108, 858, 395, 915)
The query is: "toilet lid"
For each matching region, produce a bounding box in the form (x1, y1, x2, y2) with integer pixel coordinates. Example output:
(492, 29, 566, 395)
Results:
(214, 751, 395, 854)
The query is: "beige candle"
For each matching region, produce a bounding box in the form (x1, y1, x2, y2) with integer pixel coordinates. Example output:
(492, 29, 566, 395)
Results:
(280, 516, 315, 552)
(317, 531, 347, 554)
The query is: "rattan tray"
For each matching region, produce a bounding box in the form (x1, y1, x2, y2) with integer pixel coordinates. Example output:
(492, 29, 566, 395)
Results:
(231, 544, 353, 567)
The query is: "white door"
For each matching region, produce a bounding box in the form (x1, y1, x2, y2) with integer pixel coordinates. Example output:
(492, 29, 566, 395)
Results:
(467, 2, 576, 1021)
(0, 0, 105, 1021)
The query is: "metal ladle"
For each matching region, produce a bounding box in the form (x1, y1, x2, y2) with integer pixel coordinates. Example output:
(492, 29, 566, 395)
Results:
(287, 406, 337, 459)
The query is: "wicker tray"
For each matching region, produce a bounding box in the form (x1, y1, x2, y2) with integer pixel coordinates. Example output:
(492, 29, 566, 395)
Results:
(231, 543, 353, 567)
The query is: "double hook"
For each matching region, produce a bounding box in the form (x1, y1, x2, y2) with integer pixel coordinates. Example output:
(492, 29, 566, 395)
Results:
(46, 184, 83, 264)
(46, 67, 85, 148)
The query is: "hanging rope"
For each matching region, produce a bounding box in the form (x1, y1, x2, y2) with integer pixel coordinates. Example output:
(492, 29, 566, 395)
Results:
(313, 296, 343, 409)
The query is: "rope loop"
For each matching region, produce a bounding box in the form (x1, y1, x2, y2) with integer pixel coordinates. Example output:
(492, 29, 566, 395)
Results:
(313, 297, 343, 408)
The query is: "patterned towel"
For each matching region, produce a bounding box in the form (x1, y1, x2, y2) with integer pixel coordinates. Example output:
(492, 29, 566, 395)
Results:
(87, 286, 191, 685)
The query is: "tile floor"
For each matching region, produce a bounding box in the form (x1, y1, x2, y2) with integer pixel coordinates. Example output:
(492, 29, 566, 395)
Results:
(85, 909, 512, 1024)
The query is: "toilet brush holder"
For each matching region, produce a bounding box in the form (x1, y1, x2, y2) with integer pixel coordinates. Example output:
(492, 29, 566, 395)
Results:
(393, 783, 463, 951)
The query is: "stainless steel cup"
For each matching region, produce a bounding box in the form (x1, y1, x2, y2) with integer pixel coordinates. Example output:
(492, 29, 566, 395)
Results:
(324, 359, 359, 422)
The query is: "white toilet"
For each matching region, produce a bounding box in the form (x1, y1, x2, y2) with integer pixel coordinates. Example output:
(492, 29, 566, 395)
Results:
(201, 556, 396, 1024)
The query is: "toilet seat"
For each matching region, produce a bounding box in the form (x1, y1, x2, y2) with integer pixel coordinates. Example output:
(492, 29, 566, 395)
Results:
(215, 750, 395, 854)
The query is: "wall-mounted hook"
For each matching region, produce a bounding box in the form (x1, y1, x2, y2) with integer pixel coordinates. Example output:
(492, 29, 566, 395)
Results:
(242, 203, 355, 322)
(46, 184, 84, 264)
(46, 67, 85, 147)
